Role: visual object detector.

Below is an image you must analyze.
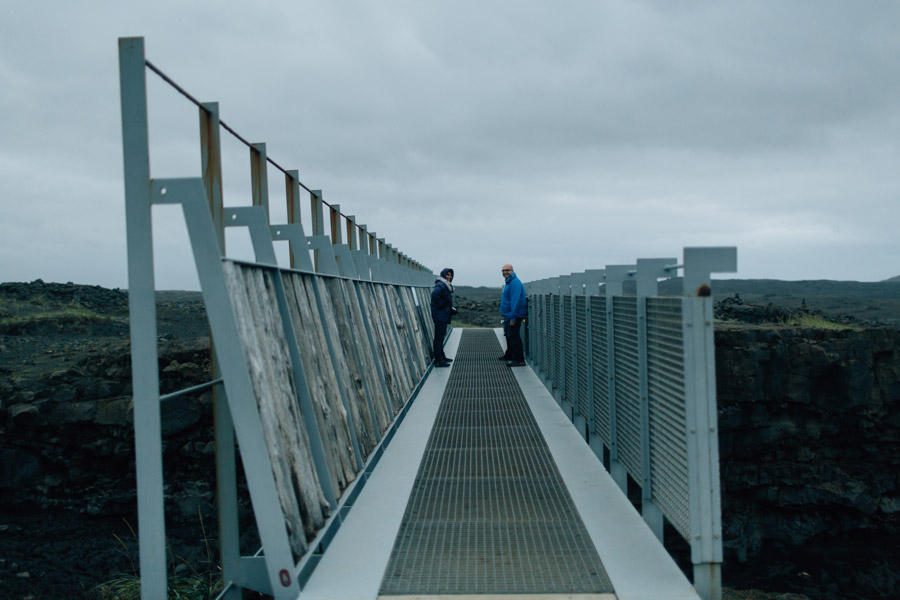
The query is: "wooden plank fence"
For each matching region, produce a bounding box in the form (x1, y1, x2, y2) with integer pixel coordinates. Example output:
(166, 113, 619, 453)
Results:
(223, 261, 436, 563)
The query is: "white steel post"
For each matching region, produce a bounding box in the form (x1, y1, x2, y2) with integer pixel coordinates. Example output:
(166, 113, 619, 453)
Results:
(584, 269, 605, 460)
(118, 37, 167, 600)
(285, 170, 304, 269)
(250, 143, 269, 218)
(634, 258, 675, 543)
(604, 265, 633, 493)
(682, 246, 736, 600)
(570, 272, 586, 438)
(200, 100, 241, 600)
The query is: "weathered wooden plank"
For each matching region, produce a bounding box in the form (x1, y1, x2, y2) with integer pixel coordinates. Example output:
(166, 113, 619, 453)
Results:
(415, 286, 435, 355)
(413, 286, 434, 356)
(397, 286, 429, 376)
(345, 280, 393, 433)
(320, 277, 378, 459)
(217, 262, 440, 568)
(358, 282, 404, 413)
(371, 283, 414, 400)
(383, 285, 420, 384)
(412, 288, 434, 368)
(283, 272, 358, 495)
(241, 268, 332, 541)
(222, 263, 327, 556)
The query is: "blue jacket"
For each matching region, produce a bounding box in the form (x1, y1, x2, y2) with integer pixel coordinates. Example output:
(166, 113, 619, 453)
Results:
(501, 273, 527, 320)
(431, 279, 453, 324)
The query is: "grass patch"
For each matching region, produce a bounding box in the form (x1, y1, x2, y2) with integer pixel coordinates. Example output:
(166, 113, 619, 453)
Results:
(92, 573, 220, 600)
(0, 300, 127, 334)
(93, 516, 222, 600)
(790, 314, 863, 331)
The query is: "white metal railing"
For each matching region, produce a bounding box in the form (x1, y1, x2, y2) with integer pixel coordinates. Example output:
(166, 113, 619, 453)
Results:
(524, 248, 737, 600)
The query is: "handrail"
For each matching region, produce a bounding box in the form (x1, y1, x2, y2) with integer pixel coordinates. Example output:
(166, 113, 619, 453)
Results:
(142, 57, 430, 277)
(523, 246, 737, 600)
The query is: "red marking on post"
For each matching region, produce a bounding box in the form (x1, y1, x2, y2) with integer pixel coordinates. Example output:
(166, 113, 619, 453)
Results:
(280, 569, 291, 587)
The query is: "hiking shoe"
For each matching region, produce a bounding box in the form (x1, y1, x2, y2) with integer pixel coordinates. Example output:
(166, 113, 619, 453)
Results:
(506, 361, 526, 367)
(434, 361, 451, 368)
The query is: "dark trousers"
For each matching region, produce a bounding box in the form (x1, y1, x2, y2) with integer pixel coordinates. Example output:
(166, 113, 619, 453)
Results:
(507, 319, 524, 361)
(433, 321, 448, 363)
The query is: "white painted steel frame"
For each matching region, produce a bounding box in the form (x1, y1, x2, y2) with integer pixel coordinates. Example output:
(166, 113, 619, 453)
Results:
(119, 37, 438, 600)
(523, 247, 736, 600)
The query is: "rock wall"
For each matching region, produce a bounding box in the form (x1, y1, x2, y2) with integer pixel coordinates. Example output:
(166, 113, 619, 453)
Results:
(3, 297, 899, 598)
(1, 338, 214, 517)
(715, 326, 900, 598)
(0, 336, 228, 597)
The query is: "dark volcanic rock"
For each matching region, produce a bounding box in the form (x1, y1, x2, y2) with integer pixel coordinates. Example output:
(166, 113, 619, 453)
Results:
(715, 325, 900, 599)
(2, 280, 898, 599)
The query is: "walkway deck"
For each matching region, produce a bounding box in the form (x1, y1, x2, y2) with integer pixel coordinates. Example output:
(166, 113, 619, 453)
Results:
(301, 328, 699, 600)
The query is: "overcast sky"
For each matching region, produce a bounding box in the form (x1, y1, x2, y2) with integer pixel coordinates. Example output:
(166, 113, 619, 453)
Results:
(2, 1, 898, 289)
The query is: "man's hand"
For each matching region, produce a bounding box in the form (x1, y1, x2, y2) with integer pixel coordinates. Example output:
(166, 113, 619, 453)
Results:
(510, 318, 517, 325)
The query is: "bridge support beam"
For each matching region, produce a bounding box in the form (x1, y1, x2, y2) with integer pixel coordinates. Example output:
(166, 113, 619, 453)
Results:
(693, 562, 722, 600)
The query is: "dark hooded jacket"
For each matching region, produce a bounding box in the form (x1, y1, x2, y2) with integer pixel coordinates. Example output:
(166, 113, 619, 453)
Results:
(431, 270, 454, 324)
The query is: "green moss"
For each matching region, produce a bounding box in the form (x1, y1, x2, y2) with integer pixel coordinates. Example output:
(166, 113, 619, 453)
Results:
(0, 301, 127, 333)
(791, 314, 863, 331)
(92, 574, 221, 600)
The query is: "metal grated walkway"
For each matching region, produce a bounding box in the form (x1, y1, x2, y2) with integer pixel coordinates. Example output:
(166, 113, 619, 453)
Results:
(380, 329, 613, 596)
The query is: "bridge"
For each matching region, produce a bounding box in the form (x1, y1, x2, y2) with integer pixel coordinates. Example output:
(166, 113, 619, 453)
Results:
(119, 38, 736, 600)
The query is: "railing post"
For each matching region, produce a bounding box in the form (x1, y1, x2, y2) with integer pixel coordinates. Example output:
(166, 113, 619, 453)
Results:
(527, 280, 541, 372)
(385, 243, 397, 284)
(545, 277, 558, 400)
(284, 170, 305, 270)
(311, 189, 324, 270)
(533, 280, 544, 376)
(558, 275, 571, 415)
(584, 269, 605, 460)
(250, 143, 269, 218)
(604, 265, 633, 493)
(330, 203, 342, 245)
(570, 272, 585, 437)
(683, 247, 735, 600)
(352, 223, 371, 280)
(201, 101, 242, 600)
(346, 215, 357, 252)
(367, 229, 376, 256)
(367, 231, 383, 282)
(118, 37, 167, 600)
(378, 238, 390, 283)
(200, 103, 225, 250)
(635, 258, 675, 542)
(328, 203, 351, 276)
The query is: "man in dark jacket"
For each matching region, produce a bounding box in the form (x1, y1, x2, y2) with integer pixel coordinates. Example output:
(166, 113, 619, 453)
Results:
(430, 268, 456, 367)
(500, 263, 527, 366)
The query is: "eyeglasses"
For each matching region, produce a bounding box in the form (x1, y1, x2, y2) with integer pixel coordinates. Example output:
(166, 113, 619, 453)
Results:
(501, 269, 511, 273)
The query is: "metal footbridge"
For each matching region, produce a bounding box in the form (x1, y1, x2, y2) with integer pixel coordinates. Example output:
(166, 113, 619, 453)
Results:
(119, 38, 736, 600)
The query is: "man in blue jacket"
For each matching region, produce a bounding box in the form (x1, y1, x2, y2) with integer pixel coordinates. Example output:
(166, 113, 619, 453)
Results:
(500, 263, 527, 367)
(430, 268, 456, 367)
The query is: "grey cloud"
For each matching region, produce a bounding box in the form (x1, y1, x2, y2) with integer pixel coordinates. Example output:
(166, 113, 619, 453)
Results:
(1, 0, 898, 289)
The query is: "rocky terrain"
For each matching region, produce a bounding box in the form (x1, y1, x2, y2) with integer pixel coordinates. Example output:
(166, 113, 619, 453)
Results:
(714, 322, 900, 598)
(1, 279, 899, 599)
